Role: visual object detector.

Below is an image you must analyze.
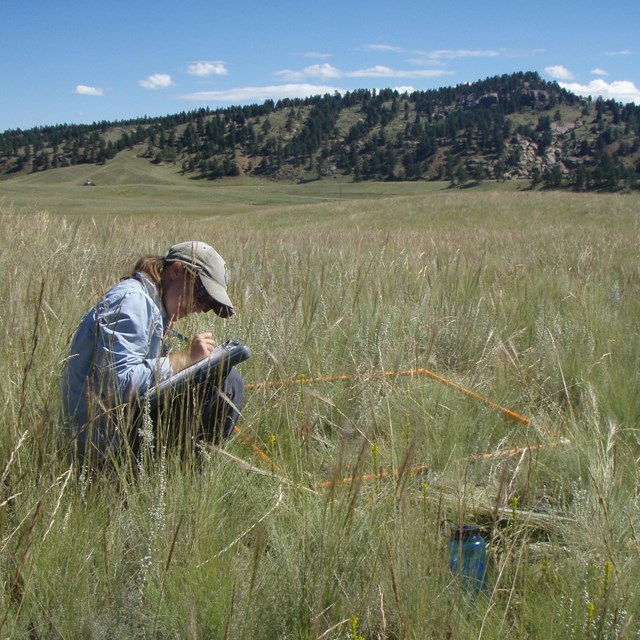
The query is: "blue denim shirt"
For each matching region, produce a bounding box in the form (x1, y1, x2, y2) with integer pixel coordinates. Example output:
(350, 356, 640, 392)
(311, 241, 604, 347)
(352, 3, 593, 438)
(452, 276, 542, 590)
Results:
(61, 272, 173, 461)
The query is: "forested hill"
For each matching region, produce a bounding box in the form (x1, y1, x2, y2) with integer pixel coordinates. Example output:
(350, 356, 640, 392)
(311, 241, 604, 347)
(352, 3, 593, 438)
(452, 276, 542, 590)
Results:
(2, 71, 639, 191)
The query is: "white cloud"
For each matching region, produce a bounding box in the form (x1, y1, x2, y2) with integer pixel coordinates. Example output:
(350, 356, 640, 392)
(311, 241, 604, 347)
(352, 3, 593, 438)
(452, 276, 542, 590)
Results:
(426, 49, 500, 61)
(407, 49, 501, 67)
(187, 61, 228, 77)
(559, 79, 640, 104)
(275, 64, 342, 81)
(302, 63, 343, 79)
(139, 74, 174, 90)
(605, 49, 631, 56)
(349, 65, 396, 78)
(301, 51, 333, 59)
(279, 47, 501, 83)
(73, 85, 104, 96)
(274, 69, 304, 81)
(544, 65, 574, 80)
(359, 44, 502, 61)
(407, 56, 446, 67)
(347, 66, 451, 79)
(362, 44, 404, 53)
(394, 85, 415, 94)
(276, 64, 452, 82)
(180, 83, 343, 103)
(591, 68, 608, 76)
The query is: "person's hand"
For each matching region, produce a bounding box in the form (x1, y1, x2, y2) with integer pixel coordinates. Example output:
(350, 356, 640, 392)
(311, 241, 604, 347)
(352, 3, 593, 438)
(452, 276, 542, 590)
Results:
(190, 332, 215, 364)
(169, 332, 215, 374)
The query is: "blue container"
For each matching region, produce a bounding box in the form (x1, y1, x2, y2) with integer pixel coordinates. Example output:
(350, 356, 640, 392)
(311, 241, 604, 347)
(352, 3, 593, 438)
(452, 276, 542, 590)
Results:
(448, 524, 487, 592)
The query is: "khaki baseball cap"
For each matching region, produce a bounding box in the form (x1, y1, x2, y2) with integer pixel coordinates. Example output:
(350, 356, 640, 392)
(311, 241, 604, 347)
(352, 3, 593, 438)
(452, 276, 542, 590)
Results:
(165, 241, 234, 317)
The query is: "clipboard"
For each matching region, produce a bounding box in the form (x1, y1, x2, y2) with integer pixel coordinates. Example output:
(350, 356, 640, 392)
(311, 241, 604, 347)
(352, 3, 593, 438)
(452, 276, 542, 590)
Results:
(144, 338, 251, 409)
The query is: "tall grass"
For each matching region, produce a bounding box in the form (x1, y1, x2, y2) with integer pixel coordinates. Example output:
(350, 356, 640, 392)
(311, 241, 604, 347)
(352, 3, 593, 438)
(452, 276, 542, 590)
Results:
(1, 189, 639, 638)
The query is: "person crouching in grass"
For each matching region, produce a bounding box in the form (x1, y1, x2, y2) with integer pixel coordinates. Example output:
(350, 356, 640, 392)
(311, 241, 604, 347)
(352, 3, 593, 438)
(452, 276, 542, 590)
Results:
(60, 241, 244, 471)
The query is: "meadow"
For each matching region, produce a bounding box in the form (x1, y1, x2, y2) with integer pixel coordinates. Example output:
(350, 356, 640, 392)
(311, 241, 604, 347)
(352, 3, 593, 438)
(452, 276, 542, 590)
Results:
(1, 158, 640, 638)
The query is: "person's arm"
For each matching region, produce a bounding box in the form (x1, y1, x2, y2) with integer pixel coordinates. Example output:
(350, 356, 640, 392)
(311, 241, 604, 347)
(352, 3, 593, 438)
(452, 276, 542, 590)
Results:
(94, 291, 172, 402)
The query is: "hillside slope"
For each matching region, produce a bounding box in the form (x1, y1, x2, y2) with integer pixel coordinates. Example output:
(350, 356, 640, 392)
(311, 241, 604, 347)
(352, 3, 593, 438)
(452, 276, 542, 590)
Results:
(1, 71, 639, 192)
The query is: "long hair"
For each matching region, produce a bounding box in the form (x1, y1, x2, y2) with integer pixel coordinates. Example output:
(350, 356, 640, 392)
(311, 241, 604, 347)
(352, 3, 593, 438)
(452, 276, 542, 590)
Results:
(130, 255, 166, 286)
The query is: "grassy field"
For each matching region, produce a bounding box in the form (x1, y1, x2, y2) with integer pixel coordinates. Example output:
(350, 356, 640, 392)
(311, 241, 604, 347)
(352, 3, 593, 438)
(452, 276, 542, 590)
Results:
(1, 149, 534, 215)
(1, 159, 640, 638)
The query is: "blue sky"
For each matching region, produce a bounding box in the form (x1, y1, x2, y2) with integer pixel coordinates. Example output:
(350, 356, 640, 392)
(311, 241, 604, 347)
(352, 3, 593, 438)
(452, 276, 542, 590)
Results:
(2, 0, 639, 132)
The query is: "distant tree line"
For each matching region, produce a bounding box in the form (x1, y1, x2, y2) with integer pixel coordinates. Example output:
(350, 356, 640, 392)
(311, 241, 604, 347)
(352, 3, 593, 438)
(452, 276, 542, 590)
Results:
(1, 72, 639, 191)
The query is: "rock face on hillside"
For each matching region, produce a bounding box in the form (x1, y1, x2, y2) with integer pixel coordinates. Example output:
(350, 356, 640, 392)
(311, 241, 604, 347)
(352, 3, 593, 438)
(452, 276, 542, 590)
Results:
(460, 93, 500, 109)
(506, 127, 580, 180)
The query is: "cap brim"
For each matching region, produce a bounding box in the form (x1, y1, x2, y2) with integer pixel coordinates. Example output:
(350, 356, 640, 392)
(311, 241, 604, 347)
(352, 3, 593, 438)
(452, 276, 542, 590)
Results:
(200, 275, 234, 318)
